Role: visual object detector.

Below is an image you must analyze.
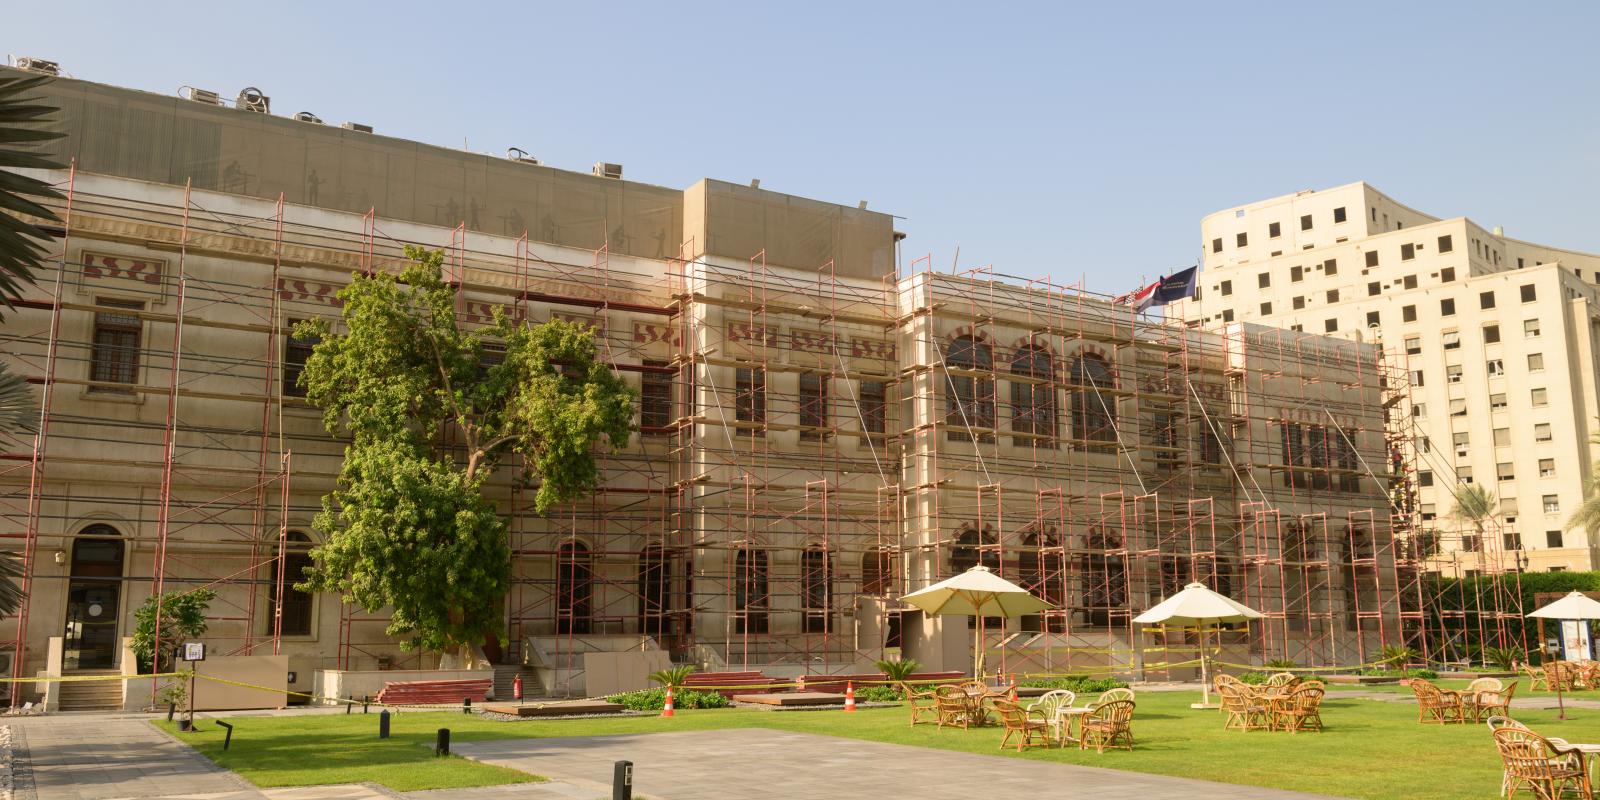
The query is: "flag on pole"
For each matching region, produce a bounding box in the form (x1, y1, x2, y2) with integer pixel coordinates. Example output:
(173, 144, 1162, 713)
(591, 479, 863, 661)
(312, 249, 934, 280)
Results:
(1117, 265, 1198, 311)
(1113, 280, 1159, 311)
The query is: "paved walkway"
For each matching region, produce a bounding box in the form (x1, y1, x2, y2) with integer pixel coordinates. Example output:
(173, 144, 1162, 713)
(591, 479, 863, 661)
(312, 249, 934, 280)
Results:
(454, 728, 1342, 800)
(10, 716, 265, 800)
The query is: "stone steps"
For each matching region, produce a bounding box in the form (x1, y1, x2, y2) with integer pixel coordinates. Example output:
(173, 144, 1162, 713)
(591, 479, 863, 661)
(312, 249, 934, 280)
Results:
(59, 671, 123, 711)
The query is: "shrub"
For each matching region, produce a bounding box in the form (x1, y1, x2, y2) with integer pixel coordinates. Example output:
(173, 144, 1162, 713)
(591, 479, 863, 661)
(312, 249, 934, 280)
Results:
(857, 685, 902, 703)
(1237, 672, 1270, 685)
(874, 658, 921, 682)
(1019, 674, 1129, 693)
(1381, 644, 1419, 667)
(1264, 659, 1298, 670)
(606, 688, 729, 711)
(648, 665, 696, 689)
(1482, 646, 1522, 671)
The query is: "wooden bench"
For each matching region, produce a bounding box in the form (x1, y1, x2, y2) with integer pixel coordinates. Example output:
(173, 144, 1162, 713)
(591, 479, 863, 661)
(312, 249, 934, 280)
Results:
(375, 678, 494, 707)
(797, 671, 966, 694)
(681, 671, 779, 698)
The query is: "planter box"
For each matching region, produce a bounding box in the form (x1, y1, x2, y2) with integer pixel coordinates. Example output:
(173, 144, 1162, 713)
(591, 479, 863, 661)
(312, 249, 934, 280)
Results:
(1325, 674, 1400, 685)
(312, 668, 493, 706)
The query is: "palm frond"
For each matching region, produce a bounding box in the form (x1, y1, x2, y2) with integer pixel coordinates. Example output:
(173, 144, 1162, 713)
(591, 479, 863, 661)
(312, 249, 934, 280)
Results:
(1449, 483, 1496, 524)
(0, 74, 65, 314)
(0, 548, 25, 618)
(0, 363, 35, 439)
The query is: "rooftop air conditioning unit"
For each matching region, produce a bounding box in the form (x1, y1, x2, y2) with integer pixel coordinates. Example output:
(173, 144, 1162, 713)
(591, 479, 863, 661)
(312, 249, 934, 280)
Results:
(506, 147, 540, 165)
(180, 86, 221, 105)
(14, 57, 60, 76)
(235, 87, 270, 114)
(341, 121, 374, 133)
(293, 111, 323, 124)
(592, 162, 623, 180)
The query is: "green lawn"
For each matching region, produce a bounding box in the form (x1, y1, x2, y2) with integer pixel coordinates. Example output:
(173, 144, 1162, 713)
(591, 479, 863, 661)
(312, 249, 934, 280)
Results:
(165, 689, 1600, 798)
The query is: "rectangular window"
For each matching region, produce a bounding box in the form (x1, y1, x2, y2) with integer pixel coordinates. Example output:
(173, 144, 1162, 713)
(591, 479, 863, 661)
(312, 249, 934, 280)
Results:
(282, 320, 319, 398)
(1494, 427, 1511, 447)
(1365, 250, 1379, 268)
(1419, 470, 1434, 487)
(1497, 462, 1514, 481)
(1438, 235, 1453, 253)
(1440, 267, 1456, 282)
(1544, 495, 1560, 514)
(1528, 353, 1544, 371)
(1548, 530, 1564, 548)
(1535, 423, 1552, 441)
(1459, 466, 1473, 484)
(735, 367, 766, 435)
(1300, 214, 1313, 231)
(1222, 309, 1235, 322)
(1260, 302, 1272, 315)
(1211, 238, 1222, 253)
(860, 380, 887, 434)
(1525, 319, 1541, 337)
(1326, 289, 1340, 303)
(1403, 275, 1418, 290)
(1440, 298, 1456, 316)
(1258, 272, 1270, 288)
(89, 298, 144, 393)
(1503, 531, 1521, 551)
(1366, 311, 1380, 327)
(1540, 458, 1556, 477)
(1293, 296, 1305, 310)
(1401, 243, 1416, 261)
(1324, 318, 1338, 333)
(1236, 232, 1248, 248)
(1324, 259, 1338, 276)
(1269, 221, 1281, 238)
(1333, 206, 1347, 223)
(1490, 393, 1507, 409)
(1483, 324, 1500, 343)
(1404, 336, 1421, 355)
(1402, 305, 1417, 323)
(1442, 330, 1460, 350)
(1220, 280, 1232, 296)
(1450, 398, 1467, 416)
(1291, 265, 1304, 282)
(1446, 365, 1463, 383)
(1410, 369, 1425, 387)
(1532, 388, 1548, 406)
(1487, 359, 1505, 377)
(1521, 284, 1537, 302)
(799, 372, 829, 439)
(1412, 402, 1426, 418)
(1479, 291, 1496, 310)
(1368, 281, 1381, 296)
(640, 360, 673, 433)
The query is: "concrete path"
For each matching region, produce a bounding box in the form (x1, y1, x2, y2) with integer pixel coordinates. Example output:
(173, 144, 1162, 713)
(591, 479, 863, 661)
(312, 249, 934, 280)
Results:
(453, 728, 1343, 800)
(10, 715, 265, 800)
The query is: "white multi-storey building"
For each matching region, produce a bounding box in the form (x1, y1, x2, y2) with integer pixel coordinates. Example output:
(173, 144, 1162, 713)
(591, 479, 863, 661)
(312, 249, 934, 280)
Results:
(1172, 182, 1600, 574)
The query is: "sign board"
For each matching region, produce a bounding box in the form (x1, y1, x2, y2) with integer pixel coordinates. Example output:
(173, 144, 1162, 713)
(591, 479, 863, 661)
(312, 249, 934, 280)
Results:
(1561, 621, 1592, 662)
(182, 642, 206, 662)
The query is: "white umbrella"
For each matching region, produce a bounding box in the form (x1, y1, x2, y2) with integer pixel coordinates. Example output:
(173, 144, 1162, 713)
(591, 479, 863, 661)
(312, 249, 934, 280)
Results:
(1134, 582, 1264, 708)
(1527, 591, 1600, 719)
(901, 565, 1051, 679)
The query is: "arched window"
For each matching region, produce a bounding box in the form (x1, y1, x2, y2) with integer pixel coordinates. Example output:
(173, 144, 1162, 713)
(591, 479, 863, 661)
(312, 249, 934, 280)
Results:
(861, 546, 894, 596)
(944, 335, 994, 442)
(802, 546, 832, 634)
(1010, 344, 1056, 447)
(271, 531, 315, 637)
(555, 541, 593, 635)
(1018, 526, 1065, 633)
(638, 545, 670, 640)
(65, 524, 124, 670)
(1070, 353, 1117, 445)
(950, 524, 1001, 629)
(1081, 525, 1127, 628)
(734, 547, 768, 634)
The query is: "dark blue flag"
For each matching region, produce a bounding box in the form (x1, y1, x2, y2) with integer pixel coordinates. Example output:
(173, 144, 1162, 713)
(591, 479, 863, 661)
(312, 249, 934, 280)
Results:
(1151, 266, 1198, 306)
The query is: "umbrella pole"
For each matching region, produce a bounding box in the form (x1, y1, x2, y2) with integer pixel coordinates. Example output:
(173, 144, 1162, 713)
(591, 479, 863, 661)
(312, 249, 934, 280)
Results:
(1199, 625, 1212, 707)
(1557, 661, 1567, 720)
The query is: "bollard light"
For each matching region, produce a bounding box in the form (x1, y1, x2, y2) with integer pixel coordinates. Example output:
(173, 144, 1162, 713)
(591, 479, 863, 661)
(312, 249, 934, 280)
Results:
(613, 759, 633, 800)
(217, 720, 234, 751)
(378, 708, 391, 739)
(435, 727, 450, 756)
(363, 695, 370, 714)
(463, 697, 472, 715)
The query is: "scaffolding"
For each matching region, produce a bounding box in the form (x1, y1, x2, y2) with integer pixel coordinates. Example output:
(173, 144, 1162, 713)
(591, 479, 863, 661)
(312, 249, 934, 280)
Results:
(0, 171, 1523, 704)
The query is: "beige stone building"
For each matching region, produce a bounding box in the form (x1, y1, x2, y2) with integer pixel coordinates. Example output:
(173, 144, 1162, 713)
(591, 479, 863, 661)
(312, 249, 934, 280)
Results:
(1171, 181, 1600, 575)
(0, 66, 1416, 709)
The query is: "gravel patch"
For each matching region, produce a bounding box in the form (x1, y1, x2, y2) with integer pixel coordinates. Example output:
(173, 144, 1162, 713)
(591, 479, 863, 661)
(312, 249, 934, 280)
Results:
(0, 725, 14, 800)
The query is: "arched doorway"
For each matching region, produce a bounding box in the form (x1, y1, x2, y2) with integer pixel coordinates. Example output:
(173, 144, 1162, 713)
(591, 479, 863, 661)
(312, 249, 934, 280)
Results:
(65, 525, 124, 670)
(555, 541, 593, 635)
(268, 531, 315, 638)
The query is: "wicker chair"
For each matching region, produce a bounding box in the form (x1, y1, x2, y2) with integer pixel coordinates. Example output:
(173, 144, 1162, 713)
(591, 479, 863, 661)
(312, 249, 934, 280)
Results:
(1487, 716, 1532, 798)
(898, 681, 940, 726)
(1467, 680, 1518, 723)
(1493, 727, 1592, 800)
(1097, 687, 1136, 705)
(1080, 699, 1136, 752)
(1269, 685, 1325, 734)
(1265, 672, 1301, 691)
(993, 699, 1054, 752)
(1464, 678, 1504, 723)
(1214, 673, 1247, 692)
(1410, 678, 1466, 724)
(1544, 662, 1576, 692)
(1583, 662, 1600, 691)
(1522, 663, 1548, 692)
(1219, 683, 1271, 732)
(1026, 689, 1078, 744)
(935, 685, 971, 730)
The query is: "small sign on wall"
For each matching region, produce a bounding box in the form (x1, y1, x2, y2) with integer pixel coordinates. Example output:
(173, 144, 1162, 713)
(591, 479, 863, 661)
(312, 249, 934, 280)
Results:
(181, 642, 206, 662)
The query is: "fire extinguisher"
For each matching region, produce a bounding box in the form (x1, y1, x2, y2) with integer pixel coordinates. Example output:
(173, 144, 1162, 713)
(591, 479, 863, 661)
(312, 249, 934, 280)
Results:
(513, 673, 523, 701)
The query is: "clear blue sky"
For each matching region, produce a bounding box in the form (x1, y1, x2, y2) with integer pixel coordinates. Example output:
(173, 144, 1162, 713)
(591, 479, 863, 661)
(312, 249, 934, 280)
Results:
(8, 1, 1599, 294)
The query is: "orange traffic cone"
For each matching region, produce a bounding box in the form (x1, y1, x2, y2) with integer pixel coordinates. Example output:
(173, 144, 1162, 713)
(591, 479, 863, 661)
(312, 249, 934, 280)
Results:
(845, 681, 857, 712)
(1009, 675, 1017, 701)
(661, 686, 675, 718)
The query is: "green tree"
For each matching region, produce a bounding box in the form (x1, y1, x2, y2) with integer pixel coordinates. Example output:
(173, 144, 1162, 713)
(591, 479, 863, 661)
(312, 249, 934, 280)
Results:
(0, 73, 63, 615)
(1567, 426, 1600, 536)
(131, 588, 216, 673)
(295, 246, 634, 656)
(1451, 483, 1497, 551)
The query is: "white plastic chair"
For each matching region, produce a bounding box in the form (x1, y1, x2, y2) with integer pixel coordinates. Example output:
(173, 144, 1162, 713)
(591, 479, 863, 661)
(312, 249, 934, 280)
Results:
(1026, 689, 1077, 744)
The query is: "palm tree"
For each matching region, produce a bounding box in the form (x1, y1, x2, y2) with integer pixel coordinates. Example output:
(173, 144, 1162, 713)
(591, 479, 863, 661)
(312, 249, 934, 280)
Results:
(1451, 483, 1497, 554)
(0, 72, 64, 616)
